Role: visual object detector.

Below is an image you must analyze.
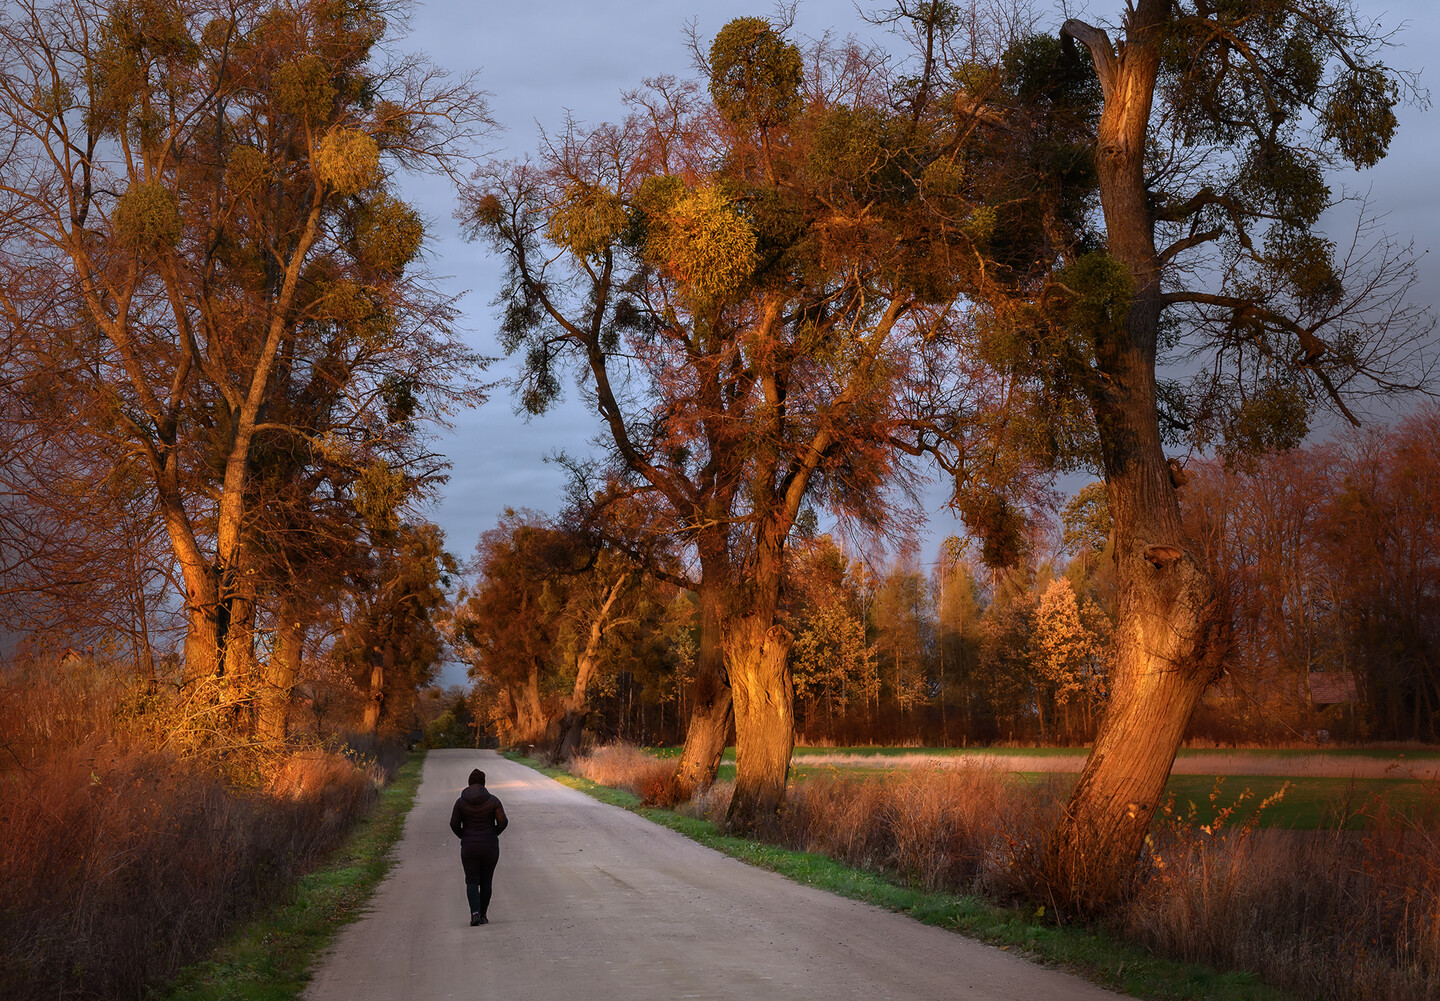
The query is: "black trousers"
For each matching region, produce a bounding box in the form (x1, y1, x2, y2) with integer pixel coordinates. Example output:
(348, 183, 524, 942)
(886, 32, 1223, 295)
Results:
(461, 841, 500, 916)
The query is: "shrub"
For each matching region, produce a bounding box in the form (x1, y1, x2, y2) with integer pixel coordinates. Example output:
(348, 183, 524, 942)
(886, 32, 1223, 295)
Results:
(568, 743, 677, 803)
(1124, 791, 1440, 1001)
(0, 659, 381, 1001)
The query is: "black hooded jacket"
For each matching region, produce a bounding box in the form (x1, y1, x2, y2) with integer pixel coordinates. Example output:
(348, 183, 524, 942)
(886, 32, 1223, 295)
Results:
(450, 784, 508, 845)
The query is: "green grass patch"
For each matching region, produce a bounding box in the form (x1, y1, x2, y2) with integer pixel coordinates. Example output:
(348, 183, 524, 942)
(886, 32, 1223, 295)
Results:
(506, 752, 1298, 1001)
(154, 753, 426, 1001)
(1175, 747, 1440, 761)
(1159, 774, 1435, 830)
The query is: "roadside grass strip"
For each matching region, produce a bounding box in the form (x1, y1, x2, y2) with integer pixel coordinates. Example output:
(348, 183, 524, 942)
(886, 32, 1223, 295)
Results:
(154, 752, 426, 1001)
(503, 752, 1297, 1001)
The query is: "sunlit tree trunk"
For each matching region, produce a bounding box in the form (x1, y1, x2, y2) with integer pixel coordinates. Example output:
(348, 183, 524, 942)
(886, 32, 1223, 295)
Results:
(723, 515, 797, 832)
(362, 649, 385, 735)
(724, 616, 795, 832)
(223, 548, 260, 719)
(1053, 8, 1224, 907)
(510, 662, 548, 746)
(555, 573, 629, 760)
(164, 492, 224, 685)
(260, 601, 304, 742)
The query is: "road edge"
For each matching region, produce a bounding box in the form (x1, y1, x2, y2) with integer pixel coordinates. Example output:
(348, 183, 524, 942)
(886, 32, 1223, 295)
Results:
(501, 751, 1297, 1001)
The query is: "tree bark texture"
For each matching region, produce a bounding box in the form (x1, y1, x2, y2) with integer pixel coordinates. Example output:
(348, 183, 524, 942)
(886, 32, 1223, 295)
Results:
(556, 709, 589, 762)
(671, 584, 734, 796)
(508, 663, 549, 747)
(223, 561, 260, 701)
(259, 606, 304, 742)
(362, 651, 385, 735)
(1053, 6, 1224, 907)
(724, 616, 795, 834)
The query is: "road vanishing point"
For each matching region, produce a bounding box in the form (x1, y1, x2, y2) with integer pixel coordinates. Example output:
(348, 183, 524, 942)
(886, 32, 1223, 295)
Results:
(305, 749, 1127, 1001)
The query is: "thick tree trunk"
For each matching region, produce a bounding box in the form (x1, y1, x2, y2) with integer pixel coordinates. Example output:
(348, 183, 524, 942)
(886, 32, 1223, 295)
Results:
(164, 498, 225, 685)
(671, 585, 733, 796)
(552, 573, 629, 761)
(182, 607, 223, 685)
(222, 567, 259, 728)
(556, 709, 589, 761)
(362, 651, 384, 735)
(260, 604, 304, 742)
(724, 616, 795, 833)
(509, 663, 549, 746)
(1053, 9, 1225, 908)
(553, 652, 599, 763)
(1050, 470, 1221, 903)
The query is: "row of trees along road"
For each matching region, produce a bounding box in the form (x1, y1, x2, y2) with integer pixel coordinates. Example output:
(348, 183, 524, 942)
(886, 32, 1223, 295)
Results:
(469, 2, 1432, 907)
(463, 412, 1440, 754)
(0, 0, 488, 739)
(450, 508, 1113, 752)
(448, 506, 694, 758)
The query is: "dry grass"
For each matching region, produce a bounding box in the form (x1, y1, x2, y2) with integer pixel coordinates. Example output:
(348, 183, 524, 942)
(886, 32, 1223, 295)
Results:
(580, 742, 1440, 1001)
(0, 659, 381, 1001)
(569, 742, 678, 803)
(1125, 795, 1440, 1001)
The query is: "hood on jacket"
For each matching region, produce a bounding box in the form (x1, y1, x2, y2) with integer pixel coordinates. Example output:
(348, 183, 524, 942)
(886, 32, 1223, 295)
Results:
(461, 784, 492, 804)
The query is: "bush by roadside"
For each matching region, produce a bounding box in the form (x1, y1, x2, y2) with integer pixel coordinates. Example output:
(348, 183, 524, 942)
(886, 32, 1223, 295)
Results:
(159, 751, 424, 1001)
(0, 659, 386, 1001)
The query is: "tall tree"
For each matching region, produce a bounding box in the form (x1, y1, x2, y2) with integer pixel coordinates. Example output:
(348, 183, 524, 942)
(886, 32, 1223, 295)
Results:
(332, 519, 453, 736)
(0, 0, 486, 684)
(468, 19, 1006, 827)
(1030, 0, 1432, 904)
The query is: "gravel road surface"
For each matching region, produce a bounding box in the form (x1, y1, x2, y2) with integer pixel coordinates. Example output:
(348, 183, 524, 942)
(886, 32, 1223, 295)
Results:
(304, 749, 1127, 1001)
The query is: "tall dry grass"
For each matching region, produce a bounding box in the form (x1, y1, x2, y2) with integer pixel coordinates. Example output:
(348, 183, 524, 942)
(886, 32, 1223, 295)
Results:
(577, 743, 1440, 1001)
(569, 742, 678, 802)
(1125, 796, 1440, 1001)
(0, 659, 381, 1001)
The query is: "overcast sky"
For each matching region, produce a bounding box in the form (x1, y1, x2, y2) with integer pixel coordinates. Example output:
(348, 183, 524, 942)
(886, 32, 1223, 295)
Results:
(391, 0, 1440, 574)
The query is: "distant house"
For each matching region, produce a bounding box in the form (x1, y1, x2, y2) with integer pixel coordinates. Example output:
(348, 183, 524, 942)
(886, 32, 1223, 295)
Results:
(1309, 672, 1358, 707)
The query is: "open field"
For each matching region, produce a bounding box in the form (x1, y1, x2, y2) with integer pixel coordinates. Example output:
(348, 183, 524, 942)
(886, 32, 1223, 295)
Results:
(673, 746, 1440, 831)
(782, 746, 1440, 779)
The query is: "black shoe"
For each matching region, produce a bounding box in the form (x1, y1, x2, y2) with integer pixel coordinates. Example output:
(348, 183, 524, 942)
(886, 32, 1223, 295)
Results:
(470, 912, 482, 926)
(477, 915, 488, 925)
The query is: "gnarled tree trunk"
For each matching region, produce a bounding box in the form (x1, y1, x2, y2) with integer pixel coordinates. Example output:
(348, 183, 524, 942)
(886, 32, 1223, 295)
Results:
(508, 661, 549, 747)
(1053, 9, 1224, 907)
(724, 616, 795, 833)
(671, 582, 734, 797)
(553, 572, 631, 761)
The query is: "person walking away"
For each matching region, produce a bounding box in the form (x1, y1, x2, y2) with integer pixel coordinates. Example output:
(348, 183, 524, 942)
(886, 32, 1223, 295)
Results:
(449, 768, 508, 925)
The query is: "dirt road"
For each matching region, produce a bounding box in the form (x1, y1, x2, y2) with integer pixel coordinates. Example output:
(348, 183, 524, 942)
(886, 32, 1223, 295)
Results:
(304, 749, 1125, 1001)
